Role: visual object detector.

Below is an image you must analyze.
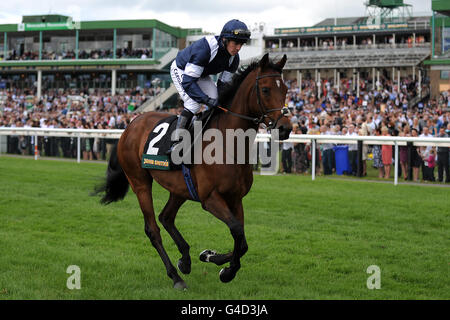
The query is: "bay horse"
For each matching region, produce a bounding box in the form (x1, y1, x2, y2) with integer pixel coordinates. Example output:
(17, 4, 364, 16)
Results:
(96, 53, 292, 289)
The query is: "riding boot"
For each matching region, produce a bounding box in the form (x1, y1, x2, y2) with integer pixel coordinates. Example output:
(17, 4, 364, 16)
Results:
(166, 109, 194, 155)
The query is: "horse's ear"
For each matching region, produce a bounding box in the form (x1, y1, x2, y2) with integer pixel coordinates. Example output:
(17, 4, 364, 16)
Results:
(259, 53, 270, 69)
(276, 54, 287, 70)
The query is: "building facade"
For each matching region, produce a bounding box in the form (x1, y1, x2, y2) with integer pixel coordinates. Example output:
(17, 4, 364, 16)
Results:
(0, 15, 188, 98)
(263, 13, 431, 102)
(424, 0, 450, 99)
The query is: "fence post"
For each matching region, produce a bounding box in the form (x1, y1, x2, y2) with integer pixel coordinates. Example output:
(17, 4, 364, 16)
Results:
(407, 141, 413, 180)
(34, 135, 38, 160)
(312, 139, 316, 181)
(394, 142, 398, 185)
(77, 136, 81, 163)
(357, 140, 363, 177)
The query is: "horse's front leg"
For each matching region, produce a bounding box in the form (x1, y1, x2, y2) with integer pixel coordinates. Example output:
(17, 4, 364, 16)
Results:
(202, 192, 248, 283)
(199, 200, 247, 266)
(199, 250, 232, 265)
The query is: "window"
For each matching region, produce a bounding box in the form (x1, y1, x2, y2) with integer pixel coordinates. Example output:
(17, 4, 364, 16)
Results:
(443, 27, 450, 53)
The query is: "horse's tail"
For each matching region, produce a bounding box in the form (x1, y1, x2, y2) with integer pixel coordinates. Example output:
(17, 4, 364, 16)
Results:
(94, 143, 129, 205)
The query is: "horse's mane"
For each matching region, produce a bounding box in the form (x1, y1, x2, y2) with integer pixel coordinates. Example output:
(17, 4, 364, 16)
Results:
(218, 58, 282, 108)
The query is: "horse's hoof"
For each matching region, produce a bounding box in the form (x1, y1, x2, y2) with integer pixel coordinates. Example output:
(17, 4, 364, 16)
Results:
(199, 249, 216, 262)
(173, 280, 188, 290)
(219, 267, 235, 283)
(177, 259, 191, 275)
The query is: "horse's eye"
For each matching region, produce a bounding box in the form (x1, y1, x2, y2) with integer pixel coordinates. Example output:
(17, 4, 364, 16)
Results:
(262, 87, 270, 95)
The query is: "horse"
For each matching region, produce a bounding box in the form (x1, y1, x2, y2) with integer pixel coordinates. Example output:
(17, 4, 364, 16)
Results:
(95, 53, 292, 289)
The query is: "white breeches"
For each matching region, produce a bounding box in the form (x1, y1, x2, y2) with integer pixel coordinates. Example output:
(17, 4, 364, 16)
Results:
(170, 60, 218, 114)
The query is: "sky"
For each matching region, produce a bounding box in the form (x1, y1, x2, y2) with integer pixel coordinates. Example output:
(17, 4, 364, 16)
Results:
(0, 0, 432, 35)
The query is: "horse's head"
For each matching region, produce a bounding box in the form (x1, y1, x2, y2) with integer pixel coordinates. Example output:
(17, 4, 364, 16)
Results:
(251, 53, 292, 140)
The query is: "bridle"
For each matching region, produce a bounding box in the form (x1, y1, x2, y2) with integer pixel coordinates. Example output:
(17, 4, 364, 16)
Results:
(217, 71, 289, 129)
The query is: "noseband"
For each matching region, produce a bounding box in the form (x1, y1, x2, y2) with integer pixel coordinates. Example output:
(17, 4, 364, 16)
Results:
(217, 71, 289, 129)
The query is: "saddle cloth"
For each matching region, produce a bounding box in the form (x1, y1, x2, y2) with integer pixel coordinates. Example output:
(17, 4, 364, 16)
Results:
(142, 115, 178, 170)
(141, 108, 215, 171)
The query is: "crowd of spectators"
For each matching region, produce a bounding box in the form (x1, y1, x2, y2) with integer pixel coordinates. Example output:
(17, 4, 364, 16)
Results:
(1, 48, 153, 61)
(0, 86, 165, 161)
(279, 74, 450, 183)
(1, 73, 449, 183)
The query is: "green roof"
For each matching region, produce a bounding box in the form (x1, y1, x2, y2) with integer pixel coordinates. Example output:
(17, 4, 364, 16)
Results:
(0, 18, 188, 38)
(0, 24, 19, 32)
(432, 0, 450, 14)
(423, 58, 450, 66)
(367, 0, 410, 9)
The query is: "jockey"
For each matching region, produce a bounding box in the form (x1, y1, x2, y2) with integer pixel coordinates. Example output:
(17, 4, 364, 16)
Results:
(167, 19, 251, 153)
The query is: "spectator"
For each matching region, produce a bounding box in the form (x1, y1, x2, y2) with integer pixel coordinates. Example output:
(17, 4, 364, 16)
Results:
(381, 126, 392, 179)
(437, 127, 449, 183)
(410, 128, 422, 182)
(419, 126, 433, 179)
(372, 127, 384, 178)
(104, 127, 117, 160)
(421, 147, 435, 182)
(93, 133, 103, 161)
(292, 124, 308, 174)
(398, 129, 409, 180)
(18, 134, 29, 155)
(320, 124, 334, 175)
(281, 140, 293, 174)
(359, 116, 371, 176)
(346, 123, 358, 175)
(81, 123, 93, 161)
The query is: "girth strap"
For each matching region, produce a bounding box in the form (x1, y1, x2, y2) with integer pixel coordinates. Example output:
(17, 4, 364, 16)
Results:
(181, 164, 200, 202)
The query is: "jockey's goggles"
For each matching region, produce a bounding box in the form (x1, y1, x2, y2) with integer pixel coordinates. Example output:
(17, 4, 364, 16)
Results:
(224, 29, 251, 43)
(232, 29, 251, 37)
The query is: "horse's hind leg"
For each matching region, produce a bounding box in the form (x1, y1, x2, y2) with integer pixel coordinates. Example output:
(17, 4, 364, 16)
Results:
(135, 184, 187, 290)
(158, 193, 191, 274)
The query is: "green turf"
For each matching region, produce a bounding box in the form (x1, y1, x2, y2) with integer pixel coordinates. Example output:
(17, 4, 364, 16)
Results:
(0, 157, 448, 299)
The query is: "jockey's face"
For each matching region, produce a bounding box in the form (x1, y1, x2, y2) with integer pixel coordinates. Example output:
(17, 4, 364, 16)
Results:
(225, 39, 244, 56)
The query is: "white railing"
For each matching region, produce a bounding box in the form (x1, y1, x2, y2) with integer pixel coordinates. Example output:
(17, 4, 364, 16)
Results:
(0, 127, 123, 163)
(1, 127, 449, 185)
(258, 133, 450, 185)
(0, 127, 124, 139)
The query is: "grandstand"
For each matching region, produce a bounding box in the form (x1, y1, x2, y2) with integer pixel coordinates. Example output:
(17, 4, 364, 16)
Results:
(263, 0, 432, 103)
(0, 15, 189, 109)
(0, 1, 445, 109)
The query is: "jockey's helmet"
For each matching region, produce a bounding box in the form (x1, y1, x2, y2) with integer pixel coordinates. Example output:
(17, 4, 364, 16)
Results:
(220, 19, 251, 44)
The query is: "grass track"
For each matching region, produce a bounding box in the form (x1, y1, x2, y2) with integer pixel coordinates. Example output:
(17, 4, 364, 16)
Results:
(0, 157, 448, 299)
